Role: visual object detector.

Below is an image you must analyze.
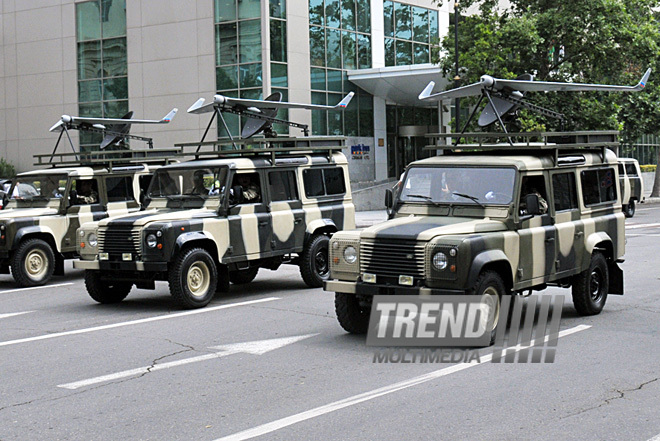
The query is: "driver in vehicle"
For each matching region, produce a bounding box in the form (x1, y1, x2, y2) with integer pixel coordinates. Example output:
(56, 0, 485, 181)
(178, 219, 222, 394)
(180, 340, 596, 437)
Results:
(191, 170, 210, 196)
(231, 174, 260, 203)
(76, 180, 98, 205)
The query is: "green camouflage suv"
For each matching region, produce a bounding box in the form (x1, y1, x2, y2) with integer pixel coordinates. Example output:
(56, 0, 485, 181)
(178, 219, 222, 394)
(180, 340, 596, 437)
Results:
(0, 164, 157, 287)
(75, 140, 355, 309)
(325, 132, 625, 334)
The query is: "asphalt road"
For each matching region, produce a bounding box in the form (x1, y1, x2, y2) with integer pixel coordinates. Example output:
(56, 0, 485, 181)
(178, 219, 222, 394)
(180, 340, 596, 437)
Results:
(1, 206, 660, 441)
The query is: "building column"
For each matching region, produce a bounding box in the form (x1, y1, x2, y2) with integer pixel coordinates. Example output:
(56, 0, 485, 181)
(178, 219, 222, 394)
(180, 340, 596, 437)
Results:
(286, 0, 312, 133)
(371, 0, 388, 181)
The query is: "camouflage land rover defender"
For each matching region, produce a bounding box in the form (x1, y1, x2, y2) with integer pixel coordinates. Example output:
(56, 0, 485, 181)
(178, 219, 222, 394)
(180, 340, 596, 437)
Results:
(0, 164, 158, 287)
(75, 139, 355, 309)
(325, 132, 625, 334)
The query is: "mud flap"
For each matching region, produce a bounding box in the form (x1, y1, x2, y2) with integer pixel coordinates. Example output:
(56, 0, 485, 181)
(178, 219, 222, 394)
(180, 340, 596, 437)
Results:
(54, 257, 65, 276)
(609, 262, 624, 295)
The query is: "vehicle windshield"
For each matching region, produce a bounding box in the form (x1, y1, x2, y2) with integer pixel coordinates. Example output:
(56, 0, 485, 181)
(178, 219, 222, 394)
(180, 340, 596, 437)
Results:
(148, 167, 228, 199)
(9, 175, 67, 201)
(399, 167, 516, 206)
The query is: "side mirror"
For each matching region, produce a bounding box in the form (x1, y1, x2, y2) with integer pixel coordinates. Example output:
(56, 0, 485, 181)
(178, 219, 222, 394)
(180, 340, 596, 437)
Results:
(385, 189, 393, 209)
(69, 190, 78, 206)
(524, 193, 541, 216)
(230, 185, 243, 206)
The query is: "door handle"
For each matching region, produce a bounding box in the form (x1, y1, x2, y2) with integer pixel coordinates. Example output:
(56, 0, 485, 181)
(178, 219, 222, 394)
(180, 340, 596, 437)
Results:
(294, 218, 303, 224)
(259, 221, 268, 227)
(574, 231, 584, 238)
(545, 237, 555, 243)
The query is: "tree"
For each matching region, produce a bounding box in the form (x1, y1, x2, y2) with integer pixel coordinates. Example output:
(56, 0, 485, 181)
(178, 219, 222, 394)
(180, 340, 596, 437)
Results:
(435, 1, 660, 195)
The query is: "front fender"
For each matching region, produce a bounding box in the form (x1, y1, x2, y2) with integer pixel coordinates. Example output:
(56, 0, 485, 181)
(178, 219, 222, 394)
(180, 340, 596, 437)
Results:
(13, 226, 58, 251)
(585, 232, 612, 255)
(466, 249, 512, 289)
(173, 231, 213, 256)
(306, 218, 337, 236)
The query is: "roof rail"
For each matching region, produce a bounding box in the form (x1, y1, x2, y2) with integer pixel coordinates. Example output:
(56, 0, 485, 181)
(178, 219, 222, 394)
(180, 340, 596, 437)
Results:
(34, 147, 183, 171)
(174, 136, 346, 162)
(424, 130, 619, 166)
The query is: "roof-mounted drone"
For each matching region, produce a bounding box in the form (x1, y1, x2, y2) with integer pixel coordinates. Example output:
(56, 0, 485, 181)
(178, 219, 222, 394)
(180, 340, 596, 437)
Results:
(419, 68, 651, 143)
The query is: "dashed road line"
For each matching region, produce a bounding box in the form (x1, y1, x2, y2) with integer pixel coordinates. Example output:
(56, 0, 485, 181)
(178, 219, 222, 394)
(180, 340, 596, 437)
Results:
(0, 311, 34, 320)
(0, 283, 74, 295)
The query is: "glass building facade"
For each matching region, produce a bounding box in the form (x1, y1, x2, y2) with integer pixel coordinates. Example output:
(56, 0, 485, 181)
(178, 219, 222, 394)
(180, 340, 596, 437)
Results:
(309, 0, 373, 137)
(76, 0, 128, 148)
(384, 1, 439, 66)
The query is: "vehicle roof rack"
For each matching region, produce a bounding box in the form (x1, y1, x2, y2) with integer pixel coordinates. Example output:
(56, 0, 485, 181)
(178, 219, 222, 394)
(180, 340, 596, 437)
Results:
(424, 130, 619, 166)
(34, 147, 183, 171)
(174, 136, 346, 162)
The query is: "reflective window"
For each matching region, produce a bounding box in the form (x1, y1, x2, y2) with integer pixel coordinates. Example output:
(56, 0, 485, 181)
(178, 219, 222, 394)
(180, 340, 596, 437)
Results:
(303, 167, 346, 198)
(76, 0, 127, 150)
(581, 168, 617, 206)
(384, 1, 439, 66)
(308, 0, 373, 136)
(106, 176, 133, 202)
(552, 172, 578, 212)
(269, 171, 298, 201)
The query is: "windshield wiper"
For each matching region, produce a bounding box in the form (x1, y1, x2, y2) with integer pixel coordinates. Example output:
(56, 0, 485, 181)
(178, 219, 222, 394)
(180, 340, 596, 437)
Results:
(406, 194, 442, 207)
(452, 192, 485, 208)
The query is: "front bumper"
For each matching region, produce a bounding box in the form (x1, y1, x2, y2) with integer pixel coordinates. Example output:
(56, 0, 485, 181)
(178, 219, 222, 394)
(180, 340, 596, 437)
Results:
(73, 259, 168, 272)
(324, 280, 465, 296)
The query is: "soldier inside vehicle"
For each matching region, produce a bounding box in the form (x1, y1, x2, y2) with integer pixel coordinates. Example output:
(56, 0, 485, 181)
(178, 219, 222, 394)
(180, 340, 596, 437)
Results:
(231, 173, 261, 204)
(519, 176, 548, 215)
(74, 179, 99, 205)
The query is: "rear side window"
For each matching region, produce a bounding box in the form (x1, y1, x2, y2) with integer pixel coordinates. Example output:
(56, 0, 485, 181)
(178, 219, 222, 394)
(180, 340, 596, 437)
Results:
(269, 171, 298, 201)
(106, 176, 133, 202)
(625, 163, 638, 176)
(303, 167, 346, 198)
(581, 168, 617, 206)
(552, 172, 578, 211)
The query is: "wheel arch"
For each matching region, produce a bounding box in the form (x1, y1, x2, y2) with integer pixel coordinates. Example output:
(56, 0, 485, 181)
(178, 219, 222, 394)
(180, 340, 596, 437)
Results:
(13, 227, 59, 255)
(173, 232, 220, 263)
(305, 219, 337, 244)
(466, 250, 514, 293)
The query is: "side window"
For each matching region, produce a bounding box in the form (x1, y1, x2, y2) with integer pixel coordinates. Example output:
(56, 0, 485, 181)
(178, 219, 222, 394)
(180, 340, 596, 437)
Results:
(618, 163, 625, 175)
(581, 168, 617, 206)
(519, 175, 548, 215)
(139, 175, 153, 195)
(625, 163, 638, 176)
(231, 172, 262, 204)
(269, 171, 298, 202)
(303, 167, 346, 198)
(105, 176, 133, 202)
(552, 172, 578, 212)
(71, 178, 100, 205)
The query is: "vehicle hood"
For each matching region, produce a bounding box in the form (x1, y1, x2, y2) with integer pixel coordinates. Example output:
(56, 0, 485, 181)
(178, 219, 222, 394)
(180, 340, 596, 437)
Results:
(360, 216, 507, 241)
(98, 208, 217, 228)
(0, 207, 59, 220)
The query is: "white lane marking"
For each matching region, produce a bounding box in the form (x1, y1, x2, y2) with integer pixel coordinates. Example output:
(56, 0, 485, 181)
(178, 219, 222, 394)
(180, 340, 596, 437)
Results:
(647, 433, 660, 441)
(0, 283, 74, 294)
(0, 311, 34, 320)
(0, 297, 279, 348)
(626, 223, 660, 230)
(215, 325, 591, 441)
(58, 334, 317, 390)
(627, 234, 660, 238)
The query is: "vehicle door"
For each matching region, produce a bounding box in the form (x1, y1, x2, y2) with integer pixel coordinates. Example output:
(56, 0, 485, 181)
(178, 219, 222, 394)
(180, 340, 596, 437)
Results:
(550, 170, 584, 277)
(63, 177, 106, 252)
(625, 162, 642, 201)
(105, 175, 140, 217)
(227, 171, 271, 259)
(618, 163, 631, 205)
(267, 169, 305, 252)
(516, 172, 557, 285)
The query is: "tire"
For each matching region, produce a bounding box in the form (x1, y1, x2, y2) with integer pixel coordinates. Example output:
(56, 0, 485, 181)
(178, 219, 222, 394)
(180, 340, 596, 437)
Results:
(229, 267, 259, 284)
(10, 238, 56, 287)
(299, 234, 330, 288)
(572, 252, 609, 316)
(468, 271, 506, 345)
(624, 199, 635, 218)
(335, 293, 370, 334)
(84, 270, 132, 304)
(168, 248, 217, 309)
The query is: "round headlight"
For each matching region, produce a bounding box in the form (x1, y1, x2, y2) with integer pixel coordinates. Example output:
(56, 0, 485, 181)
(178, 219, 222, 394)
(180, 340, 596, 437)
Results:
(79, 230, 85, 237)
(146, 233, 158, 248)
(343, 246, 357, 264)
(433, 252, 448, 270)
(87, 233, 98, 248)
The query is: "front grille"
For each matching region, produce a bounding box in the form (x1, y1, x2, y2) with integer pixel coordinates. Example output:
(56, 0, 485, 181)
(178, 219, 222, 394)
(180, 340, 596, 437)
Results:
(360, 239, 425, 278)
(98, 227, 142, 257)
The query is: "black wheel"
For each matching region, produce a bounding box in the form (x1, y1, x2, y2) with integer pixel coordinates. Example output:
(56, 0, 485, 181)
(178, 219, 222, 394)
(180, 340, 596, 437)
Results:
(11, 238, 56, 287)
(84, 270, 132, 304)
(229, 267, 259, 284)
(469, 271, 506, 345)
(168, 248, 217, 309)
(299, 234, 330, 288)
(624, 199, 635, 218)
(335, 293, 370, 334)
(572, 252, 609, 316)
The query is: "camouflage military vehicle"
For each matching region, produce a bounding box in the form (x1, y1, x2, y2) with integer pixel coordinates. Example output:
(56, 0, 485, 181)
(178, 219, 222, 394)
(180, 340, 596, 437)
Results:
(325, 132, 625, 334)
(75, 138, 355, 309)
(618, 157, 644, 218)
(0, 163, 159, 287)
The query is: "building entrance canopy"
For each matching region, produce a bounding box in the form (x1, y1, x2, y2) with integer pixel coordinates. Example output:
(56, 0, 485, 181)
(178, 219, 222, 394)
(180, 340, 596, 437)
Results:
(347, 64, 448, 107)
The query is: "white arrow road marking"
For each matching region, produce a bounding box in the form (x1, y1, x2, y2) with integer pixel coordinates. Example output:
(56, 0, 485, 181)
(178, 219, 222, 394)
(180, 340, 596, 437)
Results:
(214, 325, 591, 441)
(58, 334, 316, 390)
(0, 283, 74, 294)
(0, 297, 279, 348)
(0, 311, 34, 320)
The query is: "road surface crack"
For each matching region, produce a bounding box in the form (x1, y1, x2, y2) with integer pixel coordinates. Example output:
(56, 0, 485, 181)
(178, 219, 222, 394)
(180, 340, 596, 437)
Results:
(562, 377, 659, 418)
